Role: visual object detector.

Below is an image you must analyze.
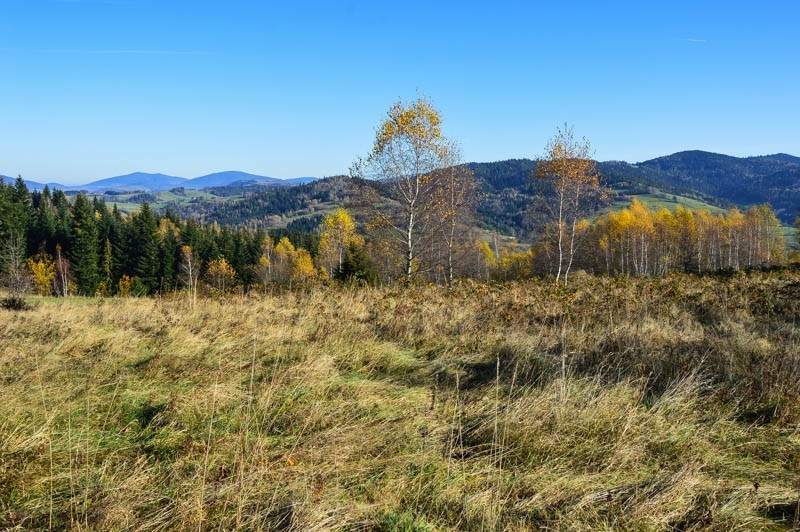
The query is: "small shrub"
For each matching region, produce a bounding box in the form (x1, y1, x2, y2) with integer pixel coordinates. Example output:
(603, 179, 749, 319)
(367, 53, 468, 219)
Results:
(0, 296, 31, 311)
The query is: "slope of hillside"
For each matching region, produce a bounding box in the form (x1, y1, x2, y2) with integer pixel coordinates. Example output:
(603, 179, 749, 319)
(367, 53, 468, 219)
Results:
(469, 159, 728, 235)
(168, 176, 357, 227)
(162, 155, 796, 239)
(635, 151, 800, 221)
(10, 150, 799, 233)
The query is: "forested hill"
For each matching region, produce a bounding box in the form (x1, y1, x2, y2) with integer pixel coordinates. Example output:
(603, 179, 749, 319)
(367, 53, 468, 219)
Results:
(169, 176, 359, 228)
(633, 151, 800, 221)
(6, 151, 798, 228)
(469, 152, 800, 222)
(169, 160, 712, 236)
(165, 151, 800, 237)
(458, 152, 800, 226)
(468, 158, 728, 234)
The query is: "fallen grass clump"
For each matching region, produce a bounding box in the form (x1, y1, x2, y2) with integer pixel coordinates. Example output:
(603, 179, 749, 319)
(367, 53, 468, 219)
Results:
(1, 270, 800, 529)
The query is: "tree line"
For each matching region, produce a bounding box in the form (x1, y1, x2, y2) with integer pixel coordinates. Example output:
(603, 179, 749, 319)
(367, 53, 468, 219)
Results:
(0, 97, 793, 298)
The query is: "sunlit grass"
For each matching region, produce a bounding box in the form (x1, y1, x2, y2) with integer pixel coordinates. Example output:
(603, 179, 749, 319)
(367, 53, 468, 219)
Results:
(2, 271, 800, 529)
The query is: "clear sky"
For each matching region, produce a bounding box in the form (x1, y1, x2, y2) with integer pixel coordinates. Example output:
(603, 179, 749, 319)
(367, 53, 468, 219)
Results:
(1, 0, 798, 184)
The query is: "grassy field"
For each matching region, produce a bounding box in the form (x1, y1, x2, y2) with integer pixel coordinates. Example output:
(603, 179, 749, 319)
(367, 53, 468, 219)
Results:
(611, 190, 727, 214)
(90, 189, 223, 214)
(2, 272, 800, 529)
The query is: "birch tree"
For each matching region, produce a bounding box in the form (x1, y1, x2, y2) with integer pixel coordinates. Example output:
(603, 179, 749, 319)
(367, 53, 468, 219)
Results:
(180, 245, 200, 305)
(431, 147, 476, 285)
(353, 97, 453, 284)
(317, 208, 362, 276)
(535, 124, 602, 285)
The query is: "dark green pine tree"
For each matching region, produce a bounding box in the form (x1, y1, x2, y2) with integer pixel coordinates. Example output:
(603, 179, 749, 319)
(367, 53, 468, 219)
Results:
(230, 230, 249, 284)
(132, 202, 160, 294)
(202, 234, 220, 264)
(0, 181, 11, 246)
(52, 189, 72, 253)
(98, 238, 114, 295)
(0, 176, 31, 247)
(159, 225, 179, 292)
(96, 204, 122, 279)
(11, 176, 31, 240)
(217, 226, 235, 261)
(32, 186, 57, 254)
(95, 198, 113, 242)
(240, 229, 265, 288)
(70, 194, 99, 295)
(180, 217, 200, 250)
(91, 196, 103, 214)
(335, 243, 378, 285)
(110, 203, 131, 281)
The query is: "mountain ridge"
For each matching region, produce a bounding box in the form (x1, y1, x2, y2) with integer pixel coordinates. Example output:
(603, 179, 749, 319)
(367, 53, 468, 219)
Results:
(632, 150, 800, 220)
(3, 150, 799, 222)
(184, 171, 281, 189)
(82, 172, 187, 192)
(0, 171, 321, 192)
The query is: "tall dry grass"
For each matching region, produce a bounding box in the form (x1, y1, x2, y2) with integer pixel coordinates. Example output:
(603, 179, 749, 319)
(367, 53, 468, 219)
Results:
(1, 270, 799, 529)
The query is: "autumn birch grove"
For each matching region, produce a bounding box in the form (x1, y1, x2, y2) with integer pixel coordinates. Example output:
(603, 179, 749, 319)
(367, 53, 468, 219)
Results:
(586, 200, 786, 275)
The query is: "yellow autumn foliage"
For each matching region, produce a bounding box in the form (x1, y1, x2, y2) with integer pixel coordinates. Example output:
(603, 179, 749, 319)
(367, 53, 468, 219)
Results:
(27, 254, 56, 295)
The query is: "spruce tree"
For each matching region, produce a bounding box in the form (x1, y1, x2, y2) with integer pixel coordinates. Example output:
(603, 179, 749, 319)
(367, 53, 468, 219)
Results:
(159, 224, 179, 292)
(217, 226, 235, 261)
(52, 189, 72, 252)
(132, 202, 160, 294)
(33, 186, 57, 253)
(70, 194, 99, 295)
(11, 176, 31, 238)
(0, 177, 31, 248)
(335, 243, 378, 285)
(0, 181, 11, 247)
(98, 238, 114, 295)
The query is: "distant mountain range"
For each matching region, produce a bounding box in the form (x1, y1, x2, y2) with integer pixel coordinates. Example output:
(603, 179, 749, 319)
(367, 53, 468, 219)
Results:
(3, 150, 800, 223)
(0, 171, 319, 192)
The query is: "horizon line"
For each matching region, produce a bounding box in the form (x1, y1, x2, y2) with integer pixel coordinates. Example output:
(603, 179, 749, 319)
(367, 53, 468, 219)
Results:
(2, 149, 798, 187)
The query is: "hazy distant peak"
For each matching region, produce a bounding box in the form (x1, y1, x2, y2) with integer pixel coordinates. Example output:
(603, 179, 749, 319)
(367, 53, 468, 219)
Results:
(184, 171, 282, 188)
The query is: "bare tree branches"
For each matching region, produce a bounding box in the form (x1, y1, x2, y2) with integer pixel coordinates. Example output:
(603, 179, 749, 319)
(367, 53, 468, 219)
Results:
(1, 231, 31, 299)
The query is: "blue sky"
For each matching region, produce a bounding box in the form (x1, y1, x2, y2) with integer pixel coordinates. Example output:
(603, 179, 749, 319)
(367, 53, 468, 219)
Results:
(1, 0, 798, 184)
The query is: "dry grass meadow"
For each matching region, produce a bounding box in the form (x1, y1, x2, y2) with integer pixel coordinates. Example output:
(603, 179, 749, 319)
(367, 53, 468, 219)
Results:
(2, 270, 800, 530)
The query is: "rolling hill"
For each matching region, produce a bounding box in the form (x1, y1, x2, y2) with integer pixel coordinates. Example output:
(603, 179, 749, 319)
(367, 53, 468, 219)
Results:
(0, 174, 65, 191)
(4, 150, 799, 227)
(633, 151, 800, 221)
(160, 151, 800, 240)
(183, 171, 284, 189)
(82, 172, 188, 192)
